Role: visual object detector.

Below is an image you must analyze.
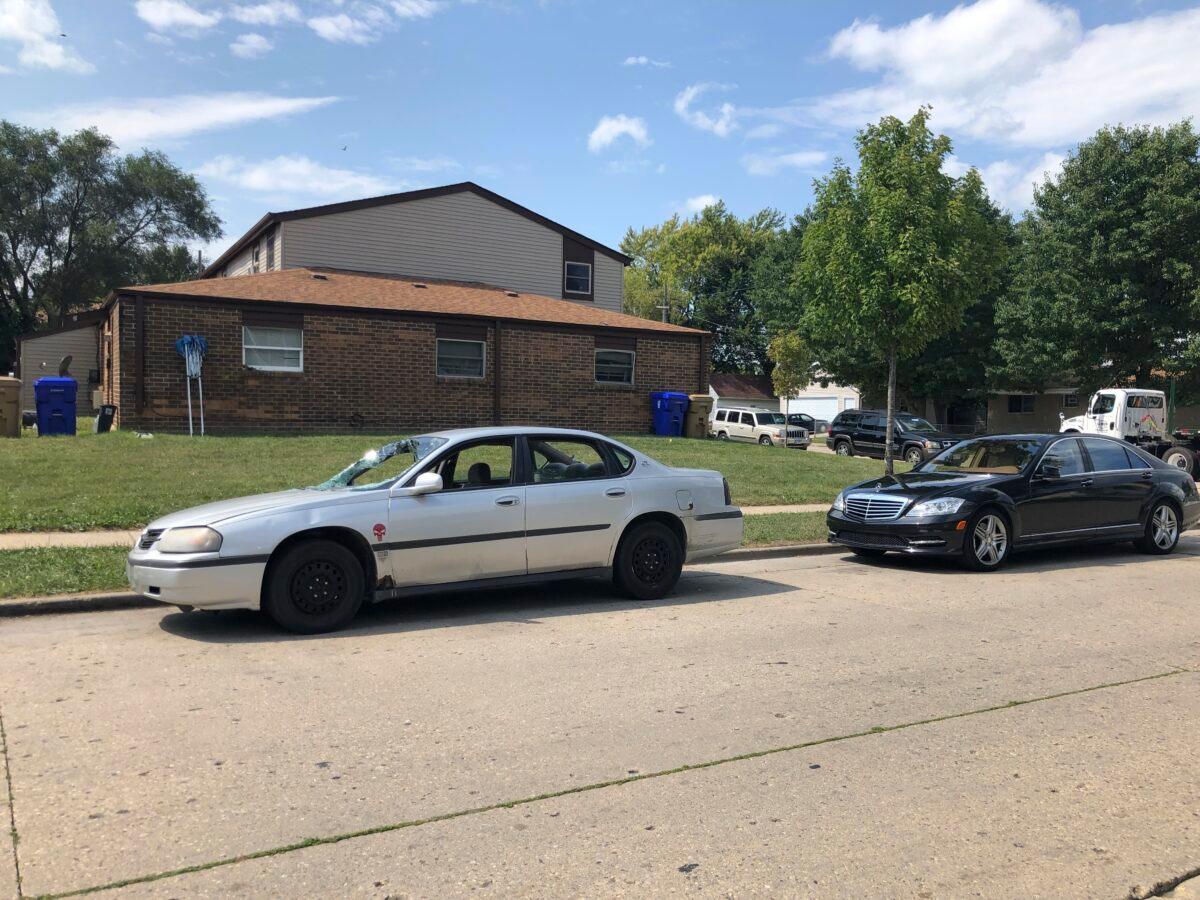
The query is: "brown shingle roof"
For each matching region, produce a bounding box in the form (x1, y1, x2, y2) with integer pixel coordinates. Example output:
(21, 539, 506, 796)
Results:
(120, 267, 706, 337)
(710, 372, 776, 400)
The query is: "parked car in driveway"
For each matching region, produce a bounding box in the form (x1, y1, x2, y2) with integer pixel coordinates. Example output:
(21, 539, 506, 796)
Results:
(711, 407, 810, 448)
(787, 412, 828, 436)
(826, 409, 959, 464)
(826, 433, 1199, 570)
(126, 427, 744, 633)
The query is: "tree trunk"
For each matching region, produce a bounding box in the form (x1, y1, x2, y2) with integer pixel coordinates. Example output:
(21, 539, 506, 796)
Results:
(884, 347, 898, 475)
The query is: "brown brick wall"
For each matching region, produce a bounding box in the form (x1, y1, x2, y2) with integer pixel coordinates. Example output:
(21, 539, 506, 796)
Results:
(106, 296, 706, 435)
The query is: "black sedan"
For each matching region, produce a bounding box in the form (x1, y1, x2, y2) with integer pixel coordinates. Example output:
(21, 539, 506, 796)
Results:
(827, 433, 1200, 570)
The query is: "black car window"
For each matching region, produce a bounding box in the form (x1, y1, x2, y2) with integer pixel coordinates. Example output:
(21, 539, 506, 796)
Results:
(741, 412, 756, 425)
(862, 415, 883, 430)
(1038, 438, 1087, 477)
(1082, 438, 1132, 472)
(1124, 447, 1152, 470)
(925, 438, 1041, 474)
(715, 410, 726, 422)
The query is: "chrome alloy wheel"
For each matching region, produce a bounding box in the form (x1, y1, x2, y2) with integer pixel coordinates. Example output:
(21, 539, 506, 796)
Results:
(972, 514, 1008, 566)
(1152, 504, 1179, 550)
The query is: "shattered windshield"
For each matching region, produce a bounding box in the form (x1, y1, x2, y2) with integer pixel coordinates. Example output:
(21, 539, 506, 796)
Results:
(311, 436, 448, 490)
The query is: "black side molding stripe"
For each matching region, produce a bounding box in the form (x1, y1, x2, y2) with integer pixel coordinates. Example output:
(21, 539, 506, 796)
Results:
(380, 523, 611, 552)
(696, 510, 743, 521)
(130, 554, 270, 570)
(526, 524, 611, 538)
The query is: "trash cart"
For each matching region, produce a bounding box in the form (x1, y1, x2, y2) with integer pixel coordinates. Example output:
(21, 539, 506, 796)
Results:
(685, 393, 714, 439)
(34, 376, 77, 436)
(0, 377, 20, 437)
(650, 390, 690, 437)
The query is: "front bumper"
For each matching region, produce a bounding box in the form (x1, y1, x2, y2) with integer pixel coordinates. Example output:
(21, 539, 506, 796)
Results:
(126, 548, 267, 611)
(826, 511, 967, 555)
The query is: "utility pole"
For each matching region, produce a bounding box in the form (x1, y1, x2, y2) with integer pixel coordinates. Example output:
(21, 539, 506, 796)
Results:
(655, 280, 669, 323)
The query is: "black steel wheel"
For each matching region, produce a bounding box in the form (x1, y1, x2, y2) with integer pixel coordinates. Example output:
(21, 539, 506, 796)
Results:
(614, 521, 683, 601)
(265, 539, 365, 633)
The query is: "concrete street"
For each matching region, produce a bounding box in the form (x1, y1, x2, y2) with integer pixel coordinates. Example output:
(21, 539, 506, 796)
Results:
(2, 538, 1198, 898)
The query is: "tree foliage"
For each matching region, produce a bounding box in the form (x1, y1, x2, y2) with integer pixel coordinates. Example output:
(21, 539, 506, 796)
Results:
(0, 122, 221, 370)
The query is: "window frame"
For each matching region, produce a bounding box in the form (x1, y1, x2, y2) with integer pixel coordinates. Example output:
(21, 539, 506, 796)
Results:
(425, 437, 518, 492)
(564, 260, 593, 295)
(1080, 437, 1135, 473)
(242, 324, 303, 373)
(521, 434, 623, 486)
(714, 409, 727, 422)
(1062, 393, 1079, 409)
(594, 348, 635, 386)
(435, 338, 487, 379)
(1007, 394, 1036, 414)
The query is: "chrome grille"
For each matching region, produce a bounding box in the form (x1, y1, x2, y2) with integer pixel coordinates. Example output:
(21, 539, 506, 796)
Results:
(843, 495, 907, 522)
(138, 528, 164, 550)
(787, 428, 808, 439)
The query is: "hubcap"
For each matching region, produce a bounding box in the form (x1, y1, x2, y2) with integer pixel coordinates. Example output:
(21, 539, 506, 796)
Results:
(972, 515, 1007, 566)
(1153, 505, 1178, 549)
(631, 536, 671, 586)
(1167, 452, 1188, 469)
(290, 559, 347, 616)
(837, 444, 849, 455)
(907, 450, 921, 463)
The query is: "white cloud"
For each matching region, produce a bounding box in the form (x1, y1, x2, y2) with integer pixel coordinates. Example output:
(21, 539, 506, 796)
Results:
(198, 154, 397, 198)
(0, 0, 93, 73)
(392, 155, 459, 172)
(33, 92, 336, 145)
(947, 151, 1066, 211)
(741, 149, 828, 177)
(230, 32, 272, 58)
(587, 114, 651, 153)
(817, 0, 1200, 148)
(744, 122, 784, 141)
(390, 0, 440, 18)
(135, 0, 221, 34)
(623, 54, 670, 68)
(144, 30, 173, 45)
(673, 82, 738, 137)
(227, 1, 301, 26)
(307, 9, 388, 44)
(682, 194, 718, 214)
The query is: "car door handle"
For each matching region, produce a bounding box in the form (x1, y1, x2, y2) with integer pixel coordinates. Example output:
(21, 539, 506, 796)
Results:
(605, 487, 627, 497)
(1080, 478, 1094, 487)
(1141, 470, 1154, 480)
(495, 496, 521, 507)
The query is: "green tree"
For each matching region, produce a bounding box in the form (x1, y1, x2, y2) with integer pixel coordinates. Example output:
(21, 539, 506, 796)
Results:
(994, 122, 1200, 398)
(0, 122, 221, 371)
(767, 331, 814, 398)
(798, 108, 1003, 472)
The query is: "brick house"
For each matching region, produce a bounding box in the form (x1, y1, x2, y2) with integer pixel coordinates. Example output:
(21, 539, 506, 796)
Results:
(99, 183, 708, 434)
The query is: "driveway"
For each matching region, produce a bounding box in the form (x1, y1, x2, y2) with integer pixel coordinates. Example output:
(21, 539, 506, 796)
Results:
(2, 539, 1198, 898)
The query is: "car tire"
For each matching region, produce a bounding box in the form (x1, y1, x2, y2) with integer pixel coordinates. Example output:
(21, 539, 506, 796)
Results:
(961, 509, 1011, 572)
(1161, 446, 1194, 474)
(1135, 500, 1180, 555)
(904, 446, 924, 465)
(758, 435, 773, 446)
(613, 521, 683, 601)
(717, 431, 729, 441)
(850, 547, 887, 559)
(263, 539, 365, 633)
(835, 440, 853, 457)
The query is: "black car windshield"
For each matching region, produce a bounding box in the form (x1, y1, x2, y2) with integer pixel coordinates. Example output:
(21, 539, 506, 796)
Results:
(921, 438, 1043, 475)
(895, 414, 937, 433)
(312, 435, 448, 490)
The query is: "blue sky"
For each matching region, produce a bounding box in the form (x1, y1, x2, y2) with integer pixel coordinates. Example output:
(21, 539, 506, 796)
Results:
(3, 0, 1200, 260)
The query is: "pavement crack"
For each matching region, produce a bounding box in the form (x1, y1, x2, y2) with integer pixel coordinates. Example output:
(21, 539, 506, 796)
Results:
(36, 667, 1190, 899)
(1127, 865, 1200, 899)
(0, 703, 23, 899)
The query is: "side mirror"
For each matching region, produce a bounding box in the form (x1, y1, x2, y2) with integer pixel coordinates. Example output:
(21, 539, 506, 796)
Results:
(1058, 412, 1065, 421)
(1035, 464, 1061, 481)
(392, 471, 442, 497)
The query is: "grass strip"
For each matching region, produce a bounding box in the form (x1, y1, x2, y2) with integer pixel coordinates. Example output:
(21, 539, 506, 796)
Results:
(743, 511, 827, 547)
(38, 667, 1188, 899)
(0, 548, 129, 600)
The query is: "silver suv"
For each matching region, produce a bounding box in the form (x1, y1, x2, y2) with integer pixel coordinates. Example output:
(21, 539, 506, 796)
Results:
(711, 407, 810, 448)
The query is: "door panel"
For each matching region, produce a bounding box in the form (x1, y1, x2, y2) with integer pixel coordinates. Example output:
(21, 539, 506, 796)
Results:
(1020, 438, 1094, 536)
(1081, 438, 1152, 527)
(857, 415, 885, 457)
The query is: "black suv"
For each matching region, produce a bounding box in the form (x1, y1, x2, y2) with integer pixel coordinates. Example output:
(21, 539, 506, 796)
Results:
(827, 410, 959, 465)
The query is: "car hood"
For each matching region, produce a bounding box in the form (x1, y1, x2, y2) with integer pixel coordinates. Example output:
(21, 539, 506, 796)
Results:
(904, 430, 960, 443)
(845, 470, 1013, 498)
(146, 489, 346, 530)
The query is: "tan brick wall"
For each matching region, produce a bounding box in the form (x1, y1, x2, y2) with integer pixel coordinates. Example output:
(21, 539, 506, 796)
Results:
(107, 297, 705, 435)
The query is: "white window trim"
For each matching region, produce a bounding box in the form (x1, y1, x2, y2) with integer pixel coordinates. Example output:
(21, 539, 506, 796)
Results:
(242, 325, 303, 373)
(564, 261, 593, 295)
(594, 348, 635, 386)
(436, 338, 487, 379)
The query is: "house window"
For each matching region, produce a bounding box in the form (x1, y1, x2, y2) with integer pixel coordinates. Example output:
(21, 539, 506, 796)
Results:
(564, 261, 592, 294)
(243, 325, 302, 372)
(251, 245, 261, 274)
(1007, 394, 1036, 414)
(265, 234, 276, 271)
(595, 349, 634, 385)
(436, 339, 486, 378)
(1063, 393, 1079, 408)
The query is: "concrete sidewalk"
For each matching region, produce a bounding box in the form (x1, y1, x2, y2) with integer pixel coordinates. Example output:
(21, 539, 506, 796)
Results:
(0, 506, 832, 551)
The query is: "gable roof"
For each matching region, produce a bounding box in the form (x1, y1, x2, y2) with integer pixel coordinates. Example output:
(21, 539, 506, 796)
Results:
(118, 267, 705, 337)
(710, 373, 776, 400)
(201, 182, 632, 278)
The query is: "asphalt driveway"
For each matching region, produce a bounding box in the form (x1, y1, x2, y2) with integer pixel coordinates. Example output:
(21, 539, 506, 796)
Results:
(2, 539, 1198, 898)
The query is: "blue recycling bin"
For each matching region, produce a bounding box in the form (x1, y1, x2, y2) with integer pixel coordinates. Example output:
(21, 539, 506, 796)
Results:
(650, 390, 690, 436)
(34, 377, 78, 436)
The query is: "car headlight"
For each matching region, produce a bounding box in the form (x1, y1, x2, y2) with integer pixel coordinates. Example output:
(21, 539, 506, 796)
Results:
(832, 492, 846, 512)
(157, 526, 223, 553)
(908, 497, 965, 517)
(923, 439, 937, 448)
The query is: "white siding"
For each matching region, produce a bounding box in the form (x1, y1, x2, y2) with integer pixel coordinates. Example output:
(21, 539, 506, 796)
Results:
(281, 191, 562, 300)
(592, 252, 623, 313)
(19, 325, 100, 412)
(223, 244, 256, 277)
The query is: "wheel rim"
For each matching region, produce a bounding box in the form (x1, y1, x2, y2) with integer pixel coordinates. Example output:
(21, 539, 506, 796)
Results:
(290, 559, 348, 616)
(631, 536, 671, 586)
(1153, 505, 1178, 549)
(760, 436, 771, 445)
(837, 444, 849, 455)
(906, 450, 921, 464)
(972, 515, 1007, 566)
(1167, 452, 1188, 469)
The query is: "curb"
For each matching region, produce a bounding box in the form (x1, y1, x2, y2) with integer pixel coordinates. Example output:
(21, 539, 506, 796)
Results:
(0, 543, 841, 618)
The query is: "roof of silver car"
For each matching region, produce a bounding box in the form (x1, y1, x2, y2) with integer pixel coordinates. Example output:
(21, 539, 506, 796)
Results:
(423, 425, 615, 441)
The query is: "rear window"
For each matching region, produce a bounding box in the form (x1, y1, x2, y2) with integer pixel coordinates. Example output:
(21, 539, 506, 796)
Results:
(834, 413, 858, 427)
(1083, 438, 1132, 471)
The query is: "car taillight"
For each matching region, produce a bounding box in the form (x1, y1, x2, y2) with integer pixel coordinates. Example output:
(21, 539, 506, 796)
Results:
(723, 478, 732, 506)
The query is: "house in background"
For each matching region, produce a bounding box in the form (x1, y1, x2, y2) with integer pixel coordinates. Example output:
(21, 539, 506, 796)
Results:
(16, 308, 105, 415)
(709, 372, 860, 423)
(986, 387, 1080, 434)
(708, 373, 778, 412)
(100, 182, 709, 434)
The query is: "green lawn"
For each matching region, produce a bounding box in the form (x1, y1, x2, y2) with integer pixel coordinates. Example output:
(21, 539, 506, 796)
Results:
(0, 428, 897, 532)
(742, 511, 829, 547)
